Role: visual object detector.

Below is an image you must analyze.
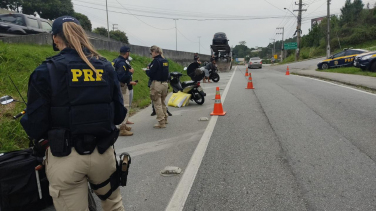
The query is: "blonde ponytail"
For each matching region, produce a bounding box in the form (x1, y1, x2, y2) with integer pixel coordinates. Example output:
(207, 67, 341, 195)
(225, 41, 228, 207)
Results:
(60, 22, 102, 78)
(150, 45, 164, 58)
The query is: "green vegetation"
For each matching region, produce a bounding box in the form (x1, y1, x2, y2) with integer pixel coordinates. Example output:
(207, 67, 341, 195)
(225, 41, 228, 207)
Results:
(317, 67, 376, 77)
(284, 0, 376, 61)
(234, 0, 376, 63)
(22, 0, 74, 20)
(93, 27, 129, 44)
(0, 42, 184, 152)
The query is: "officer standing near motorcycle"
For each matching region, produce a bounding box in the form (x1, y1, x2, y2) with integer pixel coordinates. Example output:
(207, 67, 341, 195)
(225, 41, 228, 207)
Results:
(20, 16, 126, 211)
(113, 46, 135, 136)
(144, 45, 169, 128)
(194, 53, 199, 62)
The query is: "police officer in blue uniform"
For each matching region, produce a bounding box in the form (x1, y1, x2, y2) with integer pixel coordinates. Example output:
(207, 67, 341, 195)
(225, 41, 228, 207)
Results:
(113, 46, 134, 136)
(145, 45, 169, 128)
(20, 16, 126, 211)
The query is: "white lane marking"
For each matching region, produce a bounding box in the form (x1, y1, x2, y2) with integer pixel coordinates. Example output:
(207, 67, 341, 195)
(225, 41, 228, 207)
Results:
(165, 67, 237, 211)
(294, 75, 376, 96)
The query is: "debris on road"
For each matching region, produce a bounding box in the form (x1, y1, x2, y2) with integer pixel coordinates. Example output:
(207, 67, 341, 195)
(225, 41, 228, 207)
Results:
(160, 166, 182, 177)
(199, 117, 209, 121)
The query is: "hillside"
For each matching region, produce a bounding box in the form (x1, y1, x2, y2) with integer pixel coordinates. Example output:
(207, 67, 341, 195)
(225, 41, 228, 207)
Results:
(234, 0, 376, 62)
(0, 42, 186, 152)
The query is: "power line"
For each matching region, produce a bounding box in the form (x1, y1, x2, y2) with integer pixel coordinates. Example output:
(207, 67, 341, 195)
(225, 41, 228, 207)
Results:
(74, 0, 257, 19)
(74, 6, 148, 45)
(114, 0, 175, 30)
(73, 3, 294, 21)
(305, 1, 327, 16)
(177, 28, 197, 43)
(263, 0, 285, 12)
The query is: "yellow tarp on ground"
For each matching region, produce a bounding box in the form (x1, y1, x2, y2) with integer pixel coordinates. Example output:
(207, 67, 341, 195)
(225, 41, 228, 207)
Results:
(168, 92, 191, 107)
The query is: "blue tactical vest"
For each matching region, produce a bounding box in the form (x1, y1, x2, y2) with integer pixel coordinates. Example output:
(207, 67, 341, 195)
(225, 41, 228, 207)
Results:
(153, 56, 169, 81)
(46, 52, 117, 154)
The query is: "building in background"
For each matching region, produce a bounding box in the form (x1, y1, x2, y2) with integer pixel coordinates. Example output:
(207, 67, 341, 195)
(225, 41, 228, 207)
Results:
(311, 16, 326, 28)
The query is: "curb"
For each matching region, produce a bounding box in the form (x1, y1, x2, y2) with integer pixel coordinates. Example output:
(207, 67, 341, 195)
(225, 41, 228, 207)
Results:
(291, 72, 376, 93)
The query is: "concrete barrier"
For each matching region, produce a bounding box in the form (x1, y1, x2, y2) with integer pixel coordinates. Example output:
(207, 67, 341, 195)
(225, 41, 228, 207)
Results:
(0, 33, 211, 65)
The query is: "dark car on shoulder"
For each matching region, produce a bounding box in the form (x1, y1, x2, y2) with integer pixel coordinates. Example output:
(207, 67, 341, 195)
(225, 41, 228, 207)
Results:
(212, 32, 228, 45)
(317, 48, 368, 70)
(0, 13, 52, 37)
(354, 51, 376, 72)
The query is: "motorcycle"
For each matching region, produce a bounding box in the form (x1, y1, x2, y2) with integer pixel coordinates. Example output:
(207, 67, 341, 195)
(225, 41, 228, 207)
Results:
(201, 61, 220, 82)
(207, 66, 220, 82)
(169, 63, 206, 105)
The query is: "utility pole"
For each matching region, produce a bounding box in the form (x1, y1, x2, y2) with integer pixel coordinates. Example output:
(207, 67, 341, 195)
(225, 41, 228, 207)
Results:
(198, 36, 201, 54)
(112, 24, 118, 31)
(327, 0, 331, 58)
(270, 38, 276, 57)
(173, 19, 178, 51)
(106, 0, 110, 39)
(294, 0, 307, 61)
(276, 27, 284, 62)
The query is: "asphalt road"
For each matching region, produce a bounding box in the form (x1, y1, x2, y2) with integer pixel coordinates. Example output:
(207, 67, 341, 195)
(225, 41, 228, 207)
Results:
(183, 65, 376, 211)
(275, 58, 324, 72)
(43, 63, 376, 211)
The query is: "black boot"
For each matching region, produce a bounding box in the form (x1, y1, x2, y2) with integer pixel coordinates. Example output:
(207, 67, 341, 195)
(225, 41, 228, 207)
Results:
(167, 109, 172, 116)
(151, 104, 156, 116)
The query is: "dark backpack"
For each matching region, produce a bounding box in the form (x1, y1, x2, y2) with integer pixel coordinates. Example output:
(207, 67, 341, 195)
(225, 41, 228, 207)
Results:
(0, 149, 52, 211)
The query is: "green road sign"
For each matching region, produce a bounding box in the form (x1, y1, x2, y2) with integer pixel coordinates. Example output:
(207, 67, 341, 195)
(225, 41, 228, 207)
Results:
(284, 42, 297, 50)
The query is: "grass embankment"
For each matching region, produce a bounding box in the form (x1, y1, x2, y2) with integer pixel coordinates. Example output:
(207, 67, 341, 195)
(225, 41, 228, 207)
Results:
(0, 42, 186, 152)
(317, 67, 376, 77)
(279, 40, 376, 65)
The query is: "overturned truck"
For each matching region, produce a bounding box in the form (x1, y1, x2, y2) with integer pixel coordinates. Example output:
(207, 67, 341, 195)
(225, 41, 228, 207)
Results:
(210, 32, 232, 72)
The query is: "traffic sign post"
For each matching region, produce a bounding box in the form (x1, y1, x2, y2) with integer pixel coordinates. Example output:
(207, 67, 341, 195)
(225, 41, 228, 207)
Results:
(284, 42, 298, 50)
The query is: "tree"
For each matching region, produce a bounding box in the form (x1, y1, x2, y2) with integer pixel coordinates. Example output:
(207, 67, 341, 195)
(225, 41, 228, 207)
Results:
(110, 30, 129, 44)
(73, 12, 92, 31)
(0, 0, 22, 12)
(22, 0, 74, 20)
(232, 43, 249, 58)
(340, 0, 364, 25)
(353, 0, 365, 17)
(340, 0, 353, 25)
(93, 27, 108, 37)
(93, 27, 129, 44)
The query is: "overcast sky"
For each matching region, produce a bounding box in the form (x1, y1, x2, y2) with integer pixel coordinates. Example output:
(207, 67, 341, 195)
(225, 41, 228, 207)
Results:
(72, 0, 376, 55)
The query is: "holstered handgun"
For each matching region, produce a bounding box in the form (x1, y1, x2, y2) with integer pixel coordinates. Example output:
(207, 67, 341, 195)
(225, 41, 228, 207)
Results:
(119, 152, 131, 186)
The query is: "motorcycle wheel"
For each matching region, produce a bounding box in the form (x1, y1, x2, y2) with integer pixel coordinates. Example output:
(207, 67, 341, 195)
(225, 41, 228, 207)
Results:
(193, 91, 205, 105)
(211, 73, 220, 82)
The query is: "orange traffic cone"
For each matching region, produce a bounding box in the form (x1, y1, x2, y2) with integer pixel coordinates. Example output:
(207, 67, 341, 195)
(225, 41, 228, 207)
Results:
(245, 68, 249, 77)
(246, 76, 254, 89)
(210, 87, 226, 116)
(286, 66, 290, 75)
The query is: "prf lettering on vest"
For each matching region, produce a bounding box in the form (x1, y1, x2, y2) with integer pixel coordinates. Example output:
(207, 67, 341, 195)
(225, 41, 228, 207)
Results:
(71, 69, 104, 82)
(163, 62, 168, 67)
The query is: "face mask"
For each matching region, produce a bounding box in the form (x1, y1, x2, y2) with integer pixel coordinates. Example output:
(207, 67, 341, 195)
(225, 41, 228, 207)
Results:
(52, 34, 59, 51)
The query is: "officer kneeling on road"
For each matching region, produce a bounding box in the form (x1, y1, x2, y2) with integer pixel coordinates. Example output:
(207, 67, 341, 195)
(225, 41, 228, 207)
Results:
(20, 16, 127, 211)
(203, 57, 216, 83)
(144, 45, 169, 128)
